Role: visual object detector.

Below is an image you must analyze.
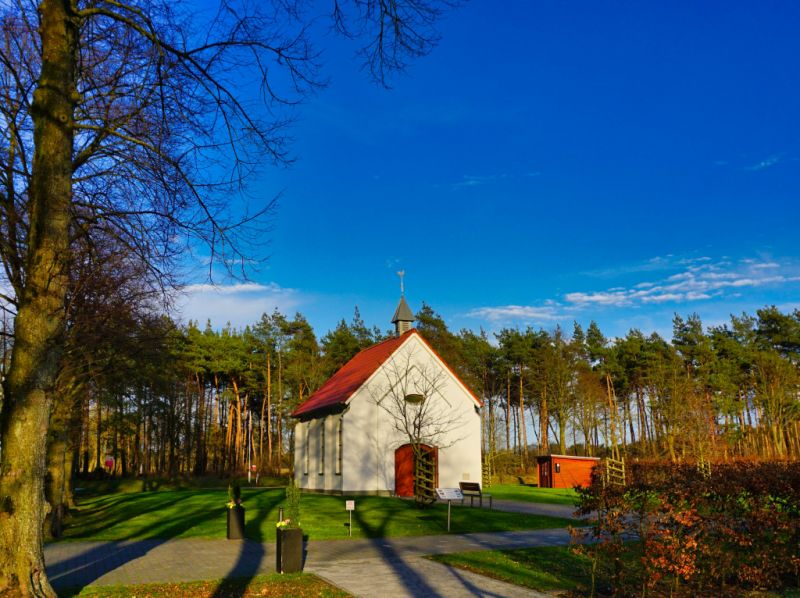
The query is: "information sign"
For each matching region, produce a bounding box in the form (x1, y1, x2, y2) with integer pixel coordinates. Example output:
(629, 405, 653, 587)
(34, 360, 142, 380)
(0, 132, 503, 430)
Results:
(345, 500, 355, 536)
(435, 488, 463, 501)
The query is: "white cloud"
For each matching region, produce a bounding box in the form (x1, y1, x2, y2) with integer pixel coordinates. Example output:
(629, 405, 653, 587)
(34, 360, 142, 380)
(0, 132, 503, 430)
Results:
(453, 174, 508, 188)
(685, 292, 712, 301)
(745, 154, 782, 171)
(466, 304, 567, 323)
(453, 176, 485, 188)
(451, 171, 538, 189)
(565, 258, 800, 308)
(564, 291, 633, 307)
(641, 293, 684, 304)
(181, 282, 278, 295)
(466, 256, 800, 327)
(582, 253, 712, 278)
(173, 282, 303, 330)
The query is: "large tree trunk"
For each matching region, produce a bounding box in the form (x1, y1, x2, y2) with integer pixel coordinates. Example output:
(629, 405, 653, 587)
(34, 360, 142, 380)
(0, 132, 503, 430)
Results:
(0, 1, 76, 593)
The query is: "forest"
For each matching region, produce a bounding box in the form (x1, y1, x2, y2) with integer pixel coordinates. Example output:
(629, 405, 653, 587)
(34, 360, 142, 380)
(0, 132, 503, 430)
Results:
(15, 293, 798, 505)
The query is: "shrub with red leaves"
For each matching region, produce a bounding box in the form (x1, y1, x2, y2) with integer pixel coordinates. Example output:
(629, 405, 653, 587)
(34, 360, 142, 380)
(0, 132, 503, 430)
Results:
(571, 460, 800, 596)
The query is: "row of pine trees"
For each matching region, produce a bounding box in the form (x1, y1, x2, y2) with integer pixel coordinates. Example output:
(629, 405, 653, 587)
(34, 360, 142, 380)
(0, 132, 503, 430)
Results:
(10, 298, 800, 536)
(29, 303, 800, 501)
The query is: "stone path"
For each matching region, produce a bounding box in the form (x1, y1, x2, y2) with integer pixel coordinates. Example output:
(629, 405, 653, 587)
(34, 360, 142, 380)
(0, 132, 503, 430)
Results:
(45, 499, 578, 597)
(46, 528, 571, 596)
(309, 555, 539, 598)
(463, 498, 578, 520)
(46, 538, 273, 589)
(304, 529, 573, 598)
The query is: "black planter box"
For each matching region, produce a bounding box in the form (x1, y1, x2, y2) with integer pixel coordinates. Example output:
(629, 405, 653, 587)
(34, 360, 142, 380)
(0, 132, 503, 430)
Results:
(227, 505, 245, 539)
(276, 527, 303, 573)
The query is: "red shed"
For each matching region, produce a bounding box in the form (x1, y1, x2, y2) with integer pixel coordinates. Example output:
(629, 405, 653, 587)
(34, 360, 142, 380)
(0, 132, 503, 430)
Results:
(537, 454, 600, 489)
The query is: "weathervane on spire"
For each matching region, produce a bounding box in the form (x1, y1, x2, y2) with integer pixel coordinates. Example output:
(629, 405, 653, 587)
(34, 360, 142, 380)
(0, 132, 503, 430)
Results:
(391, 271, 413, 335)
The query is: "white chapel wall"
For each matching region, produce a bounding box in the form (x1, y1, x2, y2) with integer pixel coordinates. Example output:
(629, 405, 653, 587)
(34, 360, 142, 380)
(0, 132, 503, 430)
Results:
(295, 332, 482, 494)
(343, 334, 481, 493)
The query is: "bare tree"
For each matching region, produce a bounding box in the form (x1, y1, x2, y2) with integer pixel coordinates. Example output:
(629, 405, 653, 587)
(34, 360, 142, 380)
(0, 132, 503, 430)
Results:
(0, 0, 457, 593)
(371, 344, 468, 503)
(45, 230, 163, 537)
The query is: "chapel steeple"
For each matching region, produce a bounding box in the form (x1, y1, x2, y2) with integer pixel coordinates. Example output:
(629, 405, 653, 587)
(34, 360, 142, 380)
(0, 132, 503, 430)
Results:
(391, 270, 414, 336)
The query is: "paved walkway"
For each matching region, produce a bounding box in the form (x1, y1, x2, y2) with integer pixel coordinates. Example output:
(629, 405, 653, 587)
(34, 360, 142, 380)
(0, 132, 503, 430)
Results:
(45, 499, 577, 597)
(304, 528, 573, 598)
(309, 555, 539, 597)
(468, 498, 578, 520)
(46, 538, 272, 589)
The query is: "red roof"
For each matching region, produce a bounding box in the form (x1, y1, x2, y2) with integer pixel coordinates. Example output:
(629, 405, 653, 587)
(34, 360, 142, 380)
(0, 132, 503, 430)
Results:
(292, 329, 480, 418)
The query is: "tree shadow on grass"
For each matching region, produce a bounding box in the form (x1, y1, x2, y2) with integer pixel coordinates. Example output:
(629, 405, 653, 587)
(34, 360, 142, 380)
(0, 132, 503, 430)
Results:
(64, 490, 201, 539)
(47, 492, 237, 592)
(64, 488, 286, 542)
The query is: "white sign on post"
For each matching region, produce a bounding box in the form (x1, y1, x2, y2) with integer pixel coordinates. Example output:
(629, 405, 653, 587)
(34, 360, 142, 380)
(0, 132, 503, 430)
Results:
(345, 500, 355, 536)
(435, 488, 463, 532)
(435, 488, 463, 501)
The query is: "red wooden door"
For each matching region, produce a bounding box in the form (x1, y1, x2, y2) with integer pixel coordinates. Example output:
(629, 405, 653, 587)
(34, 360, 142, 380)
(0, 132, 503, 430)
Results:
(395, 444, 415, 497)
(394, 444, 438, 497)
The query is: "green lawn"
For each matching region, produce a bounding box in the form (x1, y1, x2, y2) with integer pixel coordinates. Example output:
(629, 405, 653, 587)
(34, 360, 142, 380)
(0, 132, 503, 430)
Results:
(429, 545, 592, 593)
(59, 487, 577, 542)
(61, 573, 350, 597)
(431, 546, 800, 598)
(487, 484, 578, 506)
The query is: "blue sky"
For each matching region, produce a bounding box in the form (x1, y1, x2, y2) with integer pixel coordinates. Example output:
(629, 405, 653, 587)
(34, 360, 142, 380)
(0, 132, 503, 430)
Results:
(177, 1, 800, 340)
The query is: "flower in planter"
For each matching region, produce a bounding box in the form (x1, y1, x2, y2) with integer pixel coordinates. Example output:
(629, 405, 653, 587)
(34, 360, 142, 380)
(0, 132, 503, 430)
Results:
(276, 510, 303, 573)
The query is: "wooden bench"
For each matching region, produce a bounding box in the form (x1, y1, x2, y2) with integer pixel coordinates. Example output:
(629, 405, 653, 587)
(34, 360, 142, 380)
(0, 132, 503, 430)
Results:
(459, 481, 492, 509)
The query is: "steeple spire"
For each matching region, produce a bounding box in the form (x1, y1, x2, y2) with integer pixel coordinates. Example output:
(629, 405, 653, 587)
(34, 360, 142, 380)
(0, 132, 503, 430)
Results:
(391, 271, 414, 336)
